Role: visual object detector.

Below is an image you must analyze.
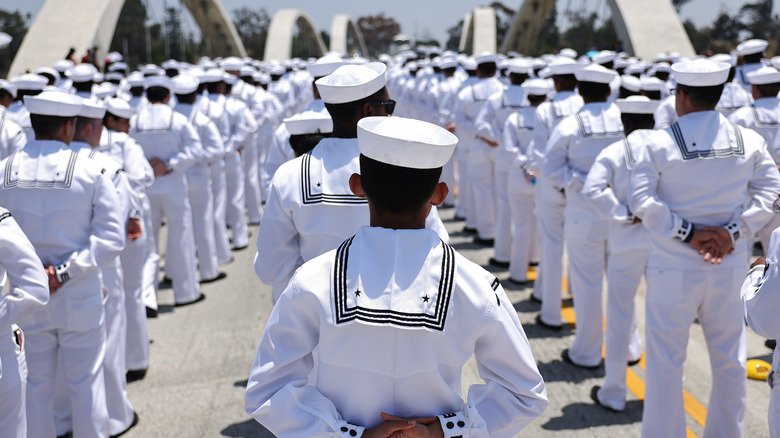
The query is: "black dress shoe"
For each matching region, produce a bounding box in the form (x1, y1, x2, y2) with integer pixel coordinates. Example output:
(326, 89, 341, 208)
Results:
(145, 306, 158, 318)
(767, 339, 777, 350)
(200, 272, 227, 284)
(507, 277, 533, 287)
(489, 257, 510, 268)
(57, 432, 73, 438)
(462, 226, 477, 234)
(590, 385, 622, 412)
(174, 293, 206, 307)
(454, 215, 466, 221)
(628, 357, 642, 366)
(529, 293, 542, 303)
(562, 349, 601, 369)
(110, 411, 139, 438)
(473, 237, 495, 246)
(529, 261, 539, 267)
(126, 368, 147, 383)
(535, 314, 562, 330)
(232, 244, 249, 251)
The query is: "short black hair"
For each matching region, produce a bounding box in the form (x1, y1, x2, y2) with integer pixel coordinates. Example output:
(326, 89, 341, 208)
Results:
(527, 94, 546, 105)
(73, 81, 93, 93)
(0, 89, 12, 101)
(17, 89, 42, 101)
(146, 86, 170, 103)
(38, 72, 57, 85)
(756, 83, 780, 98)
(477, 62, 497, 77)
(30, 114, 74, 137)
(677, 83, 724, 108)
(654, 71, 670, 82)
(621, 113, 655, 134)
(578, 81, 611, 102)
(175, 92, 198, 104)
(509, 72, 528, 85)
(619, 86, 640, 99)
(75, 116, 99, 134)
(324, 87, 387, 122)
(744, 53, 763, 64)
(129, 86, 144, 97)
(642, 90, 662, 100)
(206, 82, 222, 94)
(359, 154, 441, 215)
(289, 133, 330, 156)
(553, 74, 578, 90)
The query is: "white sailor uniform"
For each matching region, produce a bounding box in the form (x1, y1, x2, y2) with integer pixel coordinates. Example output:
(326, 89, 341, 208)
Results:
(130, 103, 202, 305)
(653, 94, 677, 129)
(246, 226, 548, 437)
(716, 82, 753, 118)
(0, 109, 25, 159)
(528, 91, 583, 324)
(223, 95, 256, 249)
(4, 101, 33, 142)
(543, 102, 624, 365)
(741, 226, 780, 438)
(629, 111, 780, 437)
(0, 208, 49, 438)
(0, 139, 124, 438)
(582, 130, 651, 410)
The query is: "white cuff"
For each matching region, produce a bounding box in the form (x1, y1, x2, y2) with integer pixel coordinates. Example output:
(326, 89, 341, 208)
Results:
(438, 412, 469, 438)
(725, 221, 741, 243)
(55, 261, 71, 284)
(672, 217, 693, 243)
(336, 420, 364, 438)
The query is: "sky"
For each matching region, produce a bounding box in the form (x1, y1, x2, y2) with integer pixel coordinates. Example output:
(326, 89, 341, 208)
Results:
(3, 0, 777, 50)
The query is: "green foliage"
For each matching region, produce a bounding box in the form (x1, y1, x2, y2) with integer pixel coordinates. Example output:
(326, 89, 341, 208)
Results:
(357, 14, 401, 57)
(108, 0, 149, 69)
(445, 19, 463, 52)
(0, 9, 30, 78)
(232, 7, 270, 60)
(559, 11, 618, 55)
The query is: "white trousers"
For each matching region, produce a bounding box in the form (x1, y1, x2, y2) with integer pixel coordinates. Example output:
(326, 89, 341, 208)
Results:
(469, 149, 497, 240)
(224, 151, 249, 249)
(0, 331, 26, 438)
(771, 381, 780, 438)
(441, 146, 458, 206)
(210, 159, 232, 264)
(507, 165, 538, 281)
(456, 142, 474, 227)
(537, 181, 566, 326)
(642, 266, 746, 438)
(597, 247, 646, 411)
(493, 166, 511, 261)
(140, 197, 159, 310)
(149, 177, 200, 305)
(565, 215, 608, 366)
(102, 261, 134, 435)
(243, 133, 263, 224)
(187, 167, 219, 280)
(120, 226, 150, 371)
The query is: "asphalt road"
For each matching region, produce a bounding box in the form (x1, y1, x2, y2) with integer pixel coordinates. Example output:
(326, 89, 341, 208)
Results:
(122, 206, 774, 437)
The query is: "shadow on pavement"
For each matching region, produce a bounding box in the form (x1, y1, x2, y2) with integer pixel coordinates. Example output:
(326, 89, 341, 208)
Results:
(537, 359, 604, 383)
(542, 400, 643, 430)
(234, 379, 248, 387)
(221, 419, 275, 437)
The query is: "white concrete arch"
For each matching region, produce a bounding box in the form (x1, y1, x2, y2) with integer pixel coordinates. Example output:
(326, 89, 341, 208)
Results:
(500, 0, 694, 59)
(330, 14, 368, 56)
(9, 0, 246, 78)
(264, 8, 327, 62)
(459, 7, 497, 55)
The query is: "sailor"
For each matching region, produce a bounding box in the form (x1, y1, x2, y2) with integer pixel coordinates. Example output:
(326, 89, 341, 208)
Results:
(100, 97, 155, 377)
(505, 78, 550, 285)
(451, 52, 507, 245)
(475, 57, 532, 267)
(7, 73, 47, 141)
(543, 63, 624, 367)
(283, 110, 333, 158)
(67, 64, 99, 99)
(527, 57, 583, 327)
(734, 38, 769, 92)
(712, 54, 753, 118)
(172, 74, 225, 282)
(628, 59, 780, 437)
(582, 95, 657, 411)
(0, 208, 49, 438)
(434, 55, 462, 207)
(245, 115, 548, 436)
(0, 90, 123, 438)
(129, 75, 204, 307)
(0, 80, 25, 159)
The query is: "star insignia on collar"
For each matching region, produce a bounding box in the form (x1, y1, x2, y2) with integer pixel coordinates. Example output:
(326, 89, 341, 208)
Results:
(316, 182, 322, 187)
(422, 295, 430, 303)
(354, 290, 361, 297)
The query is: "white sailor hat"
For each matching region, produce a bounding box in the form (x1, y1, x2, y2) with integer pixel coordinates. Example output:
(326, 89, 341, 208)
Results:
(614, 58, 631, 70)
(52, 59, 74, 73)
(254, 72, 270, 84)
(736, 39, 768, 56)
(66, 64, 97, 82)
(672, 59, 730, 87)
(521, 78, 553, 96)
(12, 74, 48, 91)
(93, 82, 117, 100)
(172, 74, 200, 94)
(0, 80, 16, 98)
(105, 97, 134, 119)
(240, 66, 255, 77)
(747, 66, 780, 85)
(548, 57, 581, 75)
(94, 73, 104, 83)
(315, 62, 387, 104)
(24, 90, 82, 117)
(199, 68, 225, 83)
(222, 73, 237, 85)
(357, 116, 457, 169)
(592, 50, 617, 65)
(616, 95, 659, 114)
(559, 48, 578, 59)
(308, 54, 346, 78)
(474, 52, 499, 65)
(221, 56, 245, 71)
(36, 67, 61, 82)
(78, 96, 106, 119)
(507, 58, 534, 74)
(709, 53, 736, 67)
(575, 63, 617, 84)
(461, 58, 477, 70)
(105, 72, 124, 82)
(141, 64, 164, 76)
(620, 75, 641, 92)
(161, 59, 180, 70)
(269, 64, 286, 76)
(640, 76, 666, 91)
(438, 56, 458, 70)
(652, 62, 672, 73)
(108, 62, 128, 72)
(284, 111, 333, 135)
(624, 62, 647, 75)
(127, 72, 145, 87)
(144, 75, 173, 91)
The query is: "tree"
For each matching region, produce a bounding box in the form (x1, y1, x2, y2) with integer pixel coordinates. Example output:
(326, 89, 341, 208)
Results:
(445, 19, 463, 52)
(490, 2, 515, 50)
(538, 5, 560, 55)
(109, 0, 149, 68)
(559, 10, 617, 55)
(357, 14, 401, 57)
(0, 9, 30, 77)
(739, 0, 780, 41)
(233, 7, 270, 60)
(672, 0, 693, 12)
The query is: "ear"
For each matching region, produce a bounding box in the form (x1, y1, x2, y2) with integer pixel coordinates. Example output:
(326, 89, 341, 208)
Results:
(360, 101, 373, 118)
(429, 182, 449, 207)
(349, 173, 366, 198)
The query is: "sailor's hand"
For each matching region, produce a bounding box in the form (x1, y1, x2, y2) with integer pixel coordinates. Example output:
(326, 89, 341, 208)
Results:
(362, 414, 416, 438)
(127, 218, 143, 241)
(751, 257, 767, 269)
(44, 264, 62, 294)
(379, 413, 444, 438)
